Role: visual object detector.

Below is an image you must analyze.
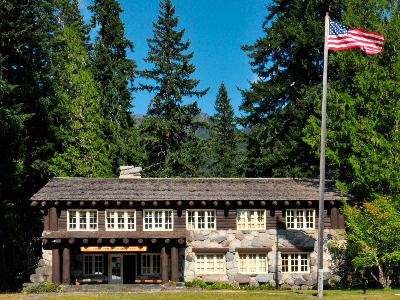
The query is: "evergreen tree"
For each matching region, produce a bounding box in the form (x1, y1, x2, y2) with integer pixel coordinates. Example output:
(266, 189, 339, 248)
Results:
(238, 0, 343, 178)
(54, 0, 91, 45)
(304, 0, 400, 201)
(49, 0, 112, 177)
(138, 0, 209, 177)
(0, 0, 56, 289)
(209, 81, 240, 177)
(90, 0, 141, 174)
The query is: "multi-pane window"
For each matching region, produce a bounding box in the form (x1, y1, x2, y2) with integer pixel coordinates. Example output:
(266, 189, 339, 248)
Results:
(106, 210, 136, 230)
(286, 209, 314, 229)
(142, 254, 161, 274)
(281, 253, 309, 273)
(187, 210, 216, 230)
(83, 254, 103, 275)
(143, 210, 173, 230)
(68, 210, 97, 231)
(237, 210, 266, 229)
(239, 253, 267, 273)
(196, 254, 225, 274)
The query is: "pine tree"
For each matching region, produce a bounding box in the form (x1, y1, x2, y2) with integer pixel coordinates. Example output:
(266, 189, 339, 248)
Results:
(0, 0, 56, 289)
(209, 81, 240, 177)
(238, 0, 344, 178)
(49, 0, 112, 177)
(138, 0, 209, 177)
(90, 0, 141, 174)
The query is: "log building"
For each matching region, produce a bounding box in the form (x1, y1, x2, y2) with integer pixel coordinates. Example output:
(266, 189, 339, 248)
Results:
(29, 168, 349, 288)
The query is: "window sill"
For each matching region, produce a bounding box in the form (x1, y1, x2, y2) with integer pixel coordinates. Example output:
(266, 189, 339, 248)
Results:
(67, 229, 99, 231)
(105, 229, 136, 231)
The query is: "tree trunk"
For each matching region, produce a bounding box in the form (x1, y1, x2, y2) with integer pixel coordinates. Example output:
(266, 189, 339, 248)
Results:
(378, 265, 392, 289)
(0, 207, 10, 292)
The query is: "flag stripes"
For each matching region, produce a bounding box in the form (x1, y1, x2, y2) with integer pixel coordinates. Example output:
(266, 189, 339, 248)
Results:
(328, 20, 384, 54)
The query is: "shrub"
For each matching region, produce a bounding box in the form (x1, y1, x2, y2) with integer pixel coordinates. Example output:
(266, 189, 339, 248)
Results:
(202, 281, 238, 290)
(184, 279, 276, 291)
(24, 282, 59, 294)
(240, 283, 276, 290)
(184, 278, 204, 287)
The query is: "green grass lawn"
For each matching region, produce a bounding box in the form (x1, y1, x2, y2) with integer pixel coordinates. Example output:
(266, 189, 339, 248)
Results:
(9, 290, 399, 300)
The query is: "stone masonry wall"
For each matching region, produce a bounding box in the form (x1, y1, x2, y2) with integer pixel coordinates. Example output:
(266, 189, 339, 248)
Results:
(29, 232, 53, 284)
(184, 229, 345, 289)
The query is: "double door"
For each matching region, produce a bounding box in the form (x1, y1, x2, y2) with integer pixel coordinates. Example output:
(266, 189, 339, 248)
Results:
(108, 254, 136, 284)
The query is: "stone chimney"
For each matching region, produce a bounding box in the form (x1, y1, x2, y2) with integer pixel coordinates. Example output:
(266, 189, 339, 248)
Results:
(119, 166, 142, 179)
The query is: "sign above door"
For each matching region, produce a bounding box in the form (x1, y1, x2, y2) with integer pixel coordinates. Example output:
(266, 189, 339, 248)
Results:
(81, 246, 148, 252)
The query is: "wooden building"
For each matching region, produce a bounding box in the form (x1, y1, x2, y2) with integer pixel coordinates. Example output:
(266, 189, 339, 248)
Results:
(29, 172, 349, 288)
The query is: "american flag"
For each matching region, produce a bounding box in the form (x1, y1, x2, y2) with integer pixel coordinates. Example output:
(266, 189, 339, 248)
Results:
(328, 20, 384, 54)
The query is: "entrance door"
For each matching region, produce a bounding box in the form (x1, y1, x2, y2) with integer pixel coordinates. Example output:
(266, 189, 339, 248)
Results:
(109, 254, 123, 284)
(123, 255, 136, 284)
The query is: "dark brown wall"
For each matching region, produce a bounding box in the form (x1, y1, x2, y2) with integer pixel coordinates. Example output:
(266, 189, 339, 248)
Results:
(136, 210, 143, 231)
(315, 210, 331, 230)
(174, 209, 186, 231)
(55, 202, 340, 232)
(329, 206, 345, 229)
(98, 210, 105, 231)
(216, 209, 236, 230)
(59, 209, 67, 231)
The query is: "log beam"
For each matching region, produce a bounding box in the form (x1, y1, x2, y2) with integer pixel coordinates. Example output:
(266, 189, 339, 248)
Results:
(49, 207, 58, 231)
(52, 249, 61, 283)
(43, 210, 50, 231)
(62, 248, 71, 285)
(161, 247, 169, 284)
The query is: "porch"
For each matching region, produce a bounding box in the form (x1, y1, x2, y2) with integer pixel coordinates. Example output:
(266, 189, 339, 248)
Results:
(41, 231, 186, 285)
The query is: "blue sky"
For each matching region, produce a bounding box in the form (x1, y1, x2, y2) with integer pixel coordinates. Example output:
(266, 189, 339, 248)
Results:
(79, 0, 271, 117)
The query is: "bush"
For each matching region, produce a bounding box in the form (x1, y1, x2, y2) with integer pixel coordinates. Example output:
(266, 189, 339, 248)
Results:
(184, 278, 204, 287)
(24, 283, 59, 294)
(202, 281, 238, 290)
(185, 280, 238, 290)
(185, 279, 278, 291)
(240, 283, 276, 290)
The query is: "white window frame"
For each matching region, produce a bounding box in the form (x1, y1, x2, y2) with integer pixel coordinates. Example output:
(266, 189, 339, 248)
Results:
(67, 210, 98, 231)
(195, 254, 225, 274)
(239, 253, 268, 274)
(105, 210, 136, 231)
(281, 253, 310, 273)
(83, 254, 103, 275)
(141, 253, 161, 275)
(143, 210, 173, 231)
(237, 210, 266, 230)
(286, 209, 315, 229)
(186, 209, 216, 230)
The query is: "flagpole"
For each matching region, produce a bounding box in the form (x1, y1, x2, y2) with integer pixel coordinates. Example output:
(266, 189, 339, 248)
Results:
(318, 12, 329, 298)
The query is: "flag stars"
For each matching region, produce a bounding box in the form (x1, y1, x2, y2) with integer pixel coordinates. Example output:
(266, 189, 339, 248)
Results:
(329, 20, 349, 35)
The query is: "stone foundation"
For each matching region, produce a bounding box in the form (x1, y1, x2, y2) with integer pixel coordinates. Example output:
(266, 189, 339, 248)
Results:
(184, 229, 343, 288)
(28, 229, 345, 288)
(30, 232, 53, 284)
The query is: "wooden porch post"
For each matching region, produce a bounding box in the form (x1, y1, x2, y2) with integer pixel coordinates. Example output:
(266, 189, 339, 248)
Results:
(43, 210, 50, 231)
(161, 247, 169, 284)
(171, 247, 179, 282)
(49, 207, 57, 231)
(62, 247, 71, 285)
(52, 249, 61, 283)
(331, 207, 339, 229)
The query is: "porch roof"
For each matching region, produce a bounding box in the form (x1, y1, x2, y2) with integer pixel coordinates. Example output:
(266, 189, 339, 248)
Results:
(41, 230, 187, 239)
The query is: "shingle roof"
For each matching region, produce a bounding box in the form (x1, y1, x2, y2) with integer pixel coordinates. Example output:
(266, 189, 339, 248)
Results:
(30, 177, 350, 202)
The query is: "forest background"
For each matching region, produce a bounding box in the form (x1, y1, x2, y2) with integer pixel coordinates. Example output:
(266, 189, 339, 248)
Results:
(1, 0, 400, 291)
